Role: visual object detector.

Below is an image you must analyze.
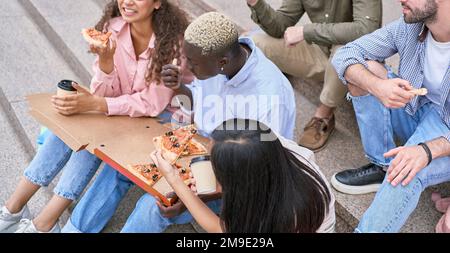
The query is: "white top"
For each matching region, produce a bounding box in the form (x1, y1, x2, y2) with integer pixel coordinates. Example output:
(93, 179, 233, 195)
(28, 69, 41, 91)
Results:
(279, 136, 336, 233)
(423, 31, 450, 108)
(184, 37, 296, 140)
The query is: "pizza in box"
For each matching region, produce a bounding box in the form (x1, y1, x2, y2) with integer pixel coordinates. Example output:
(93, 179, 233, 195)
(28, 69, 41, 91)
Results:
(128, 125, 207, 188)
(128, 162, 191, 188)
(153, 125, 207, 164)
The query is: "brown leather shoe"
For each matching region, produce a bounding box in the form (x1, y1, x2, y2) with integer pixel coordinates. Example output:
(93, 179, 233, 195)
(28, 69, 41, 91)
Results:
(298, 115, 335, 152)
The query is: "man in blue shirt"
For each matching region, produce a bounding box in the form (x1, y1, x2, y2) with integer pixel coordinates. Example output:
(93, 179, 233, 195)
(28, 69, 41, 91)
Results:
(331, 0, 450, 232)
(163, 12, 296, 140)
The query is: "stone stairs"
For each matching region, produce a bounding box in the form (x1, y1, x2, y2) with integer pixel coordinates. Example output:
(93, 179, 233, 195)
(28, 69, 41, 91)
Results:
(0, 0, 448, 233)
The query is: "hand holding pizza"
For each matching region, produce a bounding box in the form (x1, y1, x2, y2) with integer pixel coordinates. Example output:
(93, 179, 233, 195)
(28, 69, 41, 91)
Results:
(89, 39, 117, 59)
(82, 28, 116, 74)
(150, 150, 180, 183)
(161, 59, 182, 90)
(90, 39, 117, 75)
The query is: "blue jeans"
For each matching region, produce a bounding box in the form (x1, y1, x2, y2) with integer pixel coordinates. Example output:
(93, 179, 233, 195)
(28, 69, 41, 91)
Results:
(62, 165, 222, 233)
(24, 131, 102, 200)
(349, 92, 450, 232)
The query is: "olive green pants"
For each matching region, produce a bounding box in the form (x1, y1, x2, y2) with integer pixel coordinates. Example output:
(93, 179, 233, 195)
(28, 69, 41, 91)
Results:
(252, 33, 347, 108)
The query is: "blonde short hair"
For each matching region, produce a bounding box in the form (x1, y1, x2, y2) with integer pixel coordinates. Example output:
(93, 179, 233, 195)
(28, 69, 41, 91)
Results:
(184, 12, 239, 56)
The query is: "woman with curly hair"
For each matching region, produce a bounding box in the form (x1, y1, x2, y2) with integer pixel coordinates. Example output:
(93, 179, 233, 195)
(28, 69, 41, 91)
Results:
(0, 0, 192, 233)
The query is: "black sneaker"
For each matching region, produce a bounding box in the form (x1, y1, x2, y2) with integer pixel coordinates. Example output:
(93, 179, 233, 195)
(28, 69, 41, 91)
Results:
(331, 163, 386, 195)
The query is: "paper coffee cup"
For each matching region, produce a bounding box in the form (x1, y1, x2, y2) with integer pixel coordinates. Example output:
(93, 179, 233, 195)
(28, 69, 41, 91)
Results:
(57, 80, 77, 96)
(190, 156, 216, 194)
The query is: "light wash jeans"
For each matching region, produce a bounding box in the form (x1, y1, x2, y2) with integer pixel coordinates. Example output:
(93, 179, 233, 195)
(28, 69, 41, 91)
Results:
(24, 131, 102, 200)
(349, 91, 450, 232)
(62, 165, 222, 233)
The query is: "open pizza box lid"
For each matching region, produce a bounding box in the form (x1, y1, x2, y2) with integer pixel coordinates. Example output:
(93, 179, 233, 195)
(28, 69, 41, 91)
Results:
(27, 92, 211, 206)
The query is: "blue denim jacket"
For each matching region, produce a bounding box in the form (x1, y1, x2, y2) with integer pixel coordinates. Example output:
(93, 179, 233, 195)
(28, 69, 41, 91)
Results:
(332, 18, 450, 142)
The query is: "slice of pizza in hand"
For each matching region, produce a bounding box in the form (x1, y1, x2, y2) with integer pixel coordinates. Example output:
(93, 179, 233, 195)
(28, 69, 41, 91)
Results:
(128, 163, 192, 187)
(128, 163, 162, 187)
(181, 138, 208, 157)
(153, 125, 198, 164)
(178, 166, 192, 186)
(409, 88, 428, 96)
(81, 28, 112, 48)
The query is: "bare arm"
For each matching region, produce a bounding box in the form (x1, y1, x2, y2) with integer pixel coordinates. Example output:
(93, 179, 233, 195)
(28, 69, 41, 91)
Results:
(173, 84, 193, 103)
(428, 137, 450, 159)
(344, 64, 415, 109)
(168, 176, 223, 233)
(152, 151, 223, 233)
(344, 64, 382, 94)
(385, 137, 450, 187)
(90, 40, 116, 75)
(161, 64, 193, 109)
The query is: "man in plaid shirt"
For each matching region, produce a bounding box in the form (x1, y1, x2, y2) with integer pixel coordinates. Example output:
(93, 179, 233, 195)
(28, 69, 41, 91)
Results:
(331, 0, 450, 232)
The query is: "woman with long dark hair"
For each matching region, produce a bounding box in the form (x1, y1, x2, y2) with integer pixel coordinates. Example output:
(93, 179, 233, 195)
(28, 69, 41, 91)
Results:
(153, 119, 335, 233)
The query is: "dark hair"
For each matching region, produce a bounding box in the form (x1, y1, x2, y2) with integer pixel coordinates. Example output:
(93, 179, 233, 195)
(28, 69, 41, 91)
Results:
(210, 119, 331, 233)
(95, 0, 189, 84)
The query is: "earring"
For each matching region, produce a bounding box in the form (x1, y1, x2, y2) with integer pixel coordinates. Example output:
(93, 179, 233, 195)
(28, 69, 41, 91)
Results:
(221, 66, 224, 72)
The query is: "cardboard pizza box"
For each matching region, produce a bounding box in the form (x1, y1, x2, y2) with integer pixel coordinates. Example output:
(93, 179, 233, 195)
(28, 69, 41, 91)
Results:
(27, 93, 210, 206)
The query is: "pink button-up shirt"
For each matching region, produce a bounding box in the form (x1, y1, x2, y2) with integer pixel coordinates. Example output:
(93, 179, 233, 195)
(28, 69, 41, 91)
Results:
(90, 17, 193, 117)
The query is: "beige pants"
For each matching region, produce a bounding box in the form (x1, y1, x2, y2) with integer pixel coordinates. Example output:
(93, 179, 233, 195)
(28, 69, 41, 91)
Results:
(252, 33, 348, 108)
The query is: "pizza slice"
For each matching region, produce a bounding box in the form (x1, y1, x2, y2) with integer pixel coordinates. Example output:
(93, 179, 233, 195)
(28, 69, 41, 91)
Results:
(153, 125, 197, 164)
(128, 163, 162, 187)
(81, 28, 112, 48)
(178, 166, 192, 185)
(181, 138, 208, 157)
(128, 163, 192, 187)
(409, 88, 428, 96)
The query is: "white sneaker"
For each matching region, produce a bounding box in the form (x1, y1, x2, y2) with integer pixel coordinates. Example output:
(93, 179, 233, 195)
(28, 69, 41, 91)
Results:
(0, 205, 31, 233)
(14, 218, 61, 233)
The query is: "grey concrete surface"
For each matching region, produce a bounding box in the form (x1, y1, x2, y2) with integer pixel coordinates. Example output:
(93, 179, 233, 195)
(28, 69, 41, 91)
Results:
(30, 0, 101, 77)
(0, 0, 26, 17)
(0, 17, 79, 102)
(10, 102, 40, 151)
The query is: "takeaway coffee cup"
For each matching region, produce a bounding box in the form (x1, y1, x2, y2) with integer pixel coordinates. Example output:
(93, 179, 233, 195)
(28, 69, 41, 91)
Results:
(57, 80, 77, 96)
(190, 156, 217, 194)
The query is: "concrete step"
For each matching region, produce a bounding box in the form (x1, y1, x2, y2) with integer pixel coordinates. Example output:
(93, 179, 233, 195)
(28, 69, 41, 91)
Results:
(0, 0, 83, 228)
(194, 0, 450, 233)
